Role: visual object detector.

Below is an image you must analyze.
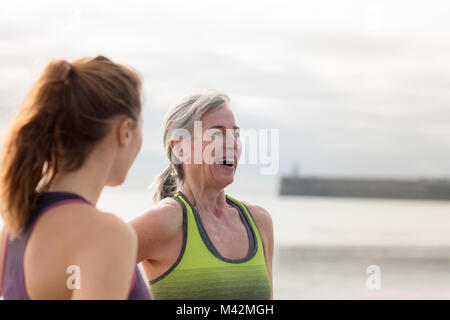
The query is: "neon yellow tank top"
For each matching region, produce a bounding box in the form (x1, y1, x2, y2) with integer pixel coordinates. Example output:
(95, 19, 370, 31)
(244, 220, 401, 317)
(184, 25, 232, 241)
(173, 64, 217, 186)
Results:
(148, 192, 271, 300)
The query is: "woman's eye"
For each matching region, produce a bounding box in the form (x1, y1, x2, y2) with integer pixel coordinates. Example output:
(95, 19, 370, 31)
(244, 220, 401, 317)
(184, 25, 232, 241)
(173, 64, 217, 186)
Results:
(212, 131, 223, 137)
(233, 131, 240, 137)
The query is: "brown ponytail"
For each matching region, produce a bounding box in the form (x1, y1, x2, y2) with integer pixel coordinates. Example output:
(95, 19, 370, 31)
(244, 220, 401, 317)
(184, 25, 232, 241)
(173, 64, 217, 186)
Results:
(0, 56, 142, 238)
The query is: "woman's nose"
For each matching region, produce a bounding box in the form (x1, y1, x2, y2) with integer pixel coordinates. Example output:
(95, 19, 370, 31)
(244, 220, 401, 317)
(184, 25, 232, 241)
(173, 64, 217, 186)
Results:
(224, 130, 238, 148)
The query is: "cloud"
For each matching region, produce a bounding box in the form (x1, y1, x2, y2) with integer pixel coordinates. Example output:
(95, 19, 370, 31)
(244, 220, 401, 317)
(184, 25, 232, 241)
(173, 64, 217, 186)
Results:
(1, 0, 450, 181)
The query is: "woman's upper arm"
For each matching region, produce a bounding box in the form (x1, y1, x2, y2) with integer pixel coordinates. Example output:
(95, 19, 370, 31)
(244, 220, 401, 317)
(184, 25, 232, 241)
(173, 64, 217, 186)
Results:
(129, 199, 182, 262)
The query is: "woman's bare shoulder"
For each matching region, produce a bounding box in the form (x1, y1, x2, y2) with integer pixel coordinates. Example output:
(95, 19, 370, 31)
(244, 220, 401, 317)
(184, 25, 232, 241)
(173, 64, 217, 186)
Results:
(241, 201, 273, 231)
(35, 202, 137, 255)
(129, 197, 184, 261)
(129, 197, 183, 240)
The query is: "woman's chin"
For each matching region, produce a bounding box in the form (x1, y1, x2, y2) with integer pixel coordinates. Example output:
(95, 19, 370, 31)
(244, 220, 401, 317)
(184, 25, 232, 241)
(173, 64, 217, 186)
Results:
(106, 174, 127, 187)
(216, 175, 234, 189)
(212, 173, 235, 189)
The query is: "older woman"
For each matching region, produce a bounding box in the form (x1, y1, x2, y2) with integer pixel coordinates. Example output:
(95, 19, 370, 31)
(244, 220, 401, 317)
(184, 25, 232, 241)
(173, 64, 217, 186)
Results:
(130, 91, 273, 300)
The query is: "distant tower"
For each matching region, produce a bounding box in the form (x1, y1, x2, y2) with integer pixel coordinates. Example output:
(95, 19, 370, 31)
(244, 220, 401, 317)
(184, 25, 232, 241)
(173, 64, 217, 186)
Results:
(291, 164, 300, 177)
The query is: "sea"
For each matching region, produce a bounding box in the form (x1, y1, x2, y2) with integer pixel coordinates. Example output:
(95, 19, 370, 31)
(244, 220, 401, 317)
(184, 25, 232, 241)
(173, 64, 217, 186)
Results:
(2, 187, 450, 299)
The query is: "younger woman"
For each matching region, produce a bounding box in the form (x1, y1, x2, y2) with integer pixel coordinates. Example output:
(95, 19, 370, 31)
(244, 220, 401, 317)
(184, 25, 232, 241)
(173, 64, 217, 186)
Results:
(0, 56, 150, 299)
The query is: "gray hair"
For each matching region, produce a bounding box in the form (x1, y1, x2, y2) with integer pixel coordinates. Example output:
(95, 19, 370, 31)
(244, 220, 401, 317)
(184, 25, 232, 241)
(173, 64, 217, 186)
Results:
(152, 90, 230, 203)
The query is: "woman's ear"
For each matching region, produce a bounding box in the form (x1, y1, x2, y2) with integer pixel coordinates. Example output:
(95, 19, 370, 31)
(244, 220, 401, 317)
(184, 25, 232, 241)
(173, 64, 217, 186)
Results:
(170, 140, 184, 160)
(118, 117, 134, 147)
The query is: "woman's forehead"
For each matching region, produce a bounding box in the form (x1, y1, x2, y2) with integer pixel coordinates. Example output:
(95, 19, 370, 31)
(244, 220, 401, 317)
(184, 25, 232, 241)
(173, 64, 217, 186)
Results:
(201, 106, 237, 128)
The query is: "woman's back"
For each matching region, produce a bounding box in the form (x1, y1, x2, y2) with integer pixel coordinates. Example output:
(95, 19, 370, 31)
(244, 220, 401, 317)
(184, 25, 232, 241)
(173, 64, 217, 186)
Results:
(2, 191, 150, 300)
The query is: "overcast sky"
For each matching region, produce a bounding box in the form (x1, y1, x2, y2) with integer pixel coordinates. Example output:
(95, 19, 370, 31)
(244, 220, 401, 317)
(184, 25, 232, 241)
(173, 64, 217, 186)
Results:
(1, 0, 450, 193)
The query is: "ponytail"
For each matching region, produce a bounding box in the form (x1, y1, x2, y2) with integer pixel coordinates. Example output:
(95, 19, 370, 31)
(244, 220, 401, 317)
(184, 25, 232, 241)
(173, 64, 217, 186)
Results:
(152, 164, 181, 203)
(0, 56, 142, 238)
(0, 60, 73, 238)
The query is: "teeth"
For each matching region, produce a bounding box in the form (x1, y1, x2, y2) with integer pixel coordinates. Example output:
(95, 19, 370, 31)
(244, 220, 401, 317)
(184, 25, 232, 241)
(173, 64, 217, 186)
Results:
(215, 159, 235, 166)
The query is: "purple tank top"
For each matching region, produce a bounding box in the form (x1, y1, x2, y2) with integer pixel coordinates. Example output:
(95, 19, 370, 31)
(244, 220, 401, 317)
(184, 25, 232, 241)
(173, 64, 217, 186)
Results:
(1, 191, 150, 300)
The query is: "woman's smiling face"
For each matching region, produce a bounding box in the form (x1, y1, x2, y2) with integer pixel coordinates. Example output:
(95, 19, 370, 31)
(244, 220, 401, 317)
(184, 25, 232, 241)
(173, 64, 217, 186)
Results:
(182, 106, 242, 190)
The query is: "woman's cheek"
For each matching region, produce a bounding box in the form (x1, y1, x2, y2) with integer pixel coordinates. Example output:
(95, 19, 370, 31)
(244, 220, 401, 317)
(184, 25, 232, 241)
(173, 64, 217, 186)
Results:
(202, 140, 219, 164)
(235, 139, 242, 160)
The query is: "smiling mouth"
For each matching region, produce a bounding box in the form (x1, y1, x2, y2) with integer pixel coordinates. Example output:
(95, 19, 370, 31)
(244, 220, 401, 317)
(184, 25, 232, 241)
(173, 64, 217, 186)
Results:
(216, 159, 235, 168)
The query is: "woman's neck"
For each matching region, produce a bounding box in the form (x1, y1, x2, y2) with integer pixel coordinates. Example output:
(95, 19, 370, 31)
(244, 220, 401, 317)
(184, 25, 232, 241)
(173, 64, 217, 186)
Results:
(180, 180, 228, 217)
(50, 171, 104, 206)
(49, 145, 115, 206)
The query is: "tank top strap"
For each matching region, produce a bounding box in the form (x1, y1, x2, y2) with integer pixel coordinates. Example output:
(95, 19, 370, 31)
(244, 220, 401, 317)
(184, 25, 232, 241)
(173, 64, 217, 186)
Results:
(24, 192, 92, 233)
(224, 195, 263, 245)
